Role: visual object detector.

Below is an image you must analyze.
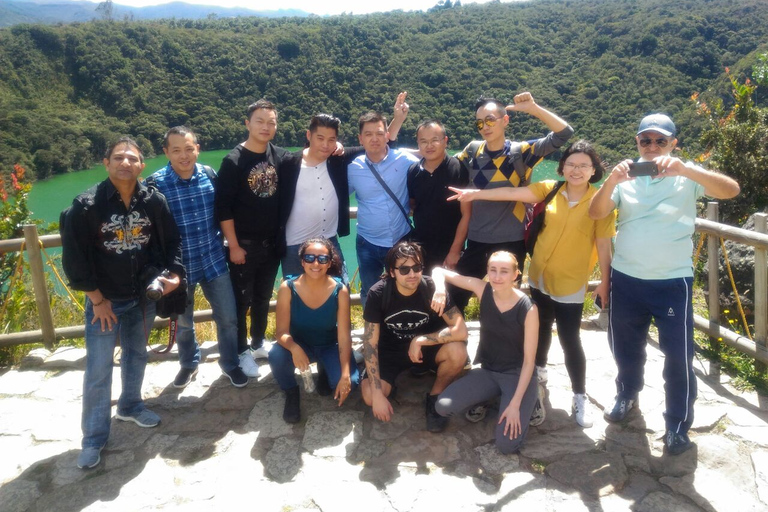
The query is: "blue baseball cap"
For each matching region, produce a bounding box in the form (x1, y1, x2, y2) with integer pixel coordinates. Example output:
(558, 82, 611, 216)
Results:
(637, 114, 676, 137)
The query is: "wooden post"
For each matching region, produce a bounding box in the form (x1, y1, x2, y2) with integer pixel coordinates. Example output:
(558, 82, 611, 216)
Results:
(754, 213, 767, 373)
(23, 224, 56, 349)
(707, 203, 720, 377)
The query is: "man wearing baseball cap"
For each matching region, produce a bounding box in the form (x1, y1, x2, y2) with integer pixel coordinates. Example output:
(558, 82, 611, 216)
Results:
(589, 113, 740, 455)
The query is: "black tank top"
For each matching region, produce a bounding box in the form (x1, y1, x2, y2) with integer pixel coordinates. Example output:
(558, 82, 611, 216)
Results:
(475, 283, 534, 373)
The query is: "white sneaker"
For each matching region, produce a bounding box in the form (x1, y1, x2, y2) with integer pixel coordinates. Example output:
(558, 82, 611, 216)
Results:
(239, 351, 260, 378)
(536, 366, 548, 384)
(251, 340, 272, 360)
(572, 393, 593, 428)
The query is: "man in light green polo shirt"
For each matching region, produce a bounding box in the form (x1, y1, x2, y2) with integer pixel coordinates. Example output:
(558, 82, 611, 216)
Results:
(589, 113, 740, 456)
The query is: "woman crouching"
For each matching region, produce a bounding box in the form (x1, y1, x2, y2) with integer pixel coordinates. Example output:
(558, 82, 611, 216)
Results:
(269, 237, 360, 423)
(432, 251, 539, 453)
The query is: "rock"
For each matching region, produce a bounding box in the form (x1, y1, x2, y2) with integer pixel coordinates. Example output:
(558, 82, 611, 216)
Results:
(107, 420, 154, 451)
(302, 410, 363, 458)
(44, 346, 87, 369)
(605, 429, 651, 457)
(143, 433, 179, 457)
(32, 370, 83, 402)
(519, 429, 598, 462)
(0, 479, 42, 512)
(374, 431, 461, 466)
(619, 472, 663, 503)
(351, 438, 387, 463)
(244, 392, 294, 439)
(265, 436, 301, 482)
(752, 450, 768, 506)
(0, 369, 44, 396)
(475, 443, 519, 474)
(725, 426, 768, 447)
(546, 452, 628, 497)
(162, 436, 217, 466)
(19, 347, 52, 368)
(51, 452, 91, 486)
(624, 454, 651, 473)
(636, 491, 703, 512)
(104, 449, 135, 470)
(369, 406, 417, 440)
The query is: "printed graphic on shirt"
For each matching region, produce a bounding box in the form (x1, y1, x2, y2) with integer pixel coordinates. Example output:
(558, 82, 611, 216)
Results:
(384, 309, 431, 341)
(100, 212, 152, 254)
(247, 162, 278, 198)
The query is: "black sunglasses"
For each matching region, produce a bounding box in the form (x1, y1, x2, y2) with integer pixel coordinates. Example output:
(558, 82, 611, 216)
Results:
(394, 264, 423, 275)
(302, 254, 331, 264)
(638, 137, 670, 148)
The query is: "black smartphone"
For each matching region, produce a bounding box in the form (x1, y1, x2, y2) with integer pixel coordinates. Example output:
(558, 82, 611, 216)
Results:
(628, 161, 659, 177)
(594, 296, 603, 311)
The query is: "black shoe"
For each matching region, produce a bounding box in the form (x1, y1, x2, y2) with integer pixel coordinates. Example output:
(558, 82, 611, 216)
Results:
(316, 365, 332, 396)
(664, 430, 693, 456)
(604, 396, 636, 423)
(425, 393, 449, 433)
(224, 366, 248, 388)
(173, 367, 198, 388)
(283, 387, 301, 424)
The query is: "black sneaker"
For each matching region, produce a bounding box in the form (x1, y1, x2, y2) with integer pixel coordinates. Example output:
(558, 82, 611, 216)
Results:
(425, 393, 449, 433)
(316, 365, 332, 396)
(173, 367, 198, 389)
(604, 396, 636, 423)
(224, 366, 248, 388)
(465, 404, 487, 423)
(664, 430, 693, 456)
(283, 386, 301, 424)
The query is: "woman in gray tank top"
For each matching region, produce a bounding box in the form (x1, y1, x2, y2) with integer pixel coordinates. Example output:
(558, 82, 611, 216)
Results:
(431, 252, 540, 454)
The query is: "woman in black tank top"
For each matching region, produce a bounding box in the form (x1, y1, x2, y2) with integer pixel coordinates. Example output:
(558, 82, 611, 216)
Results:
(430, 252, 541, 454)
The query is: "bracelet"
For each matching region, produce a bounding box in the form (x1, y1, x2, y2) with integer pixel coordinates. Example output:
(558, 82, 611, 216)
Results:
(92, 298, 107, 307)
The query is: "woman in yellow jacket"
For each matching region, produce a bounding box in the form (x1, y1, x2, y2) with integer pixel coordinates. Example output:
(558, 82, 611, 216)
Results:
(448, 140, 616, 427)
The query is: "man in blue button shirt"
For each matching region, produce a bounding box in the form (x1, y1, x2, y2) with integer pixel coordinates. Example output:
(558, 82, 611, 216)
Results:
(147, 126, 248, 390)
(348, 94, 418, 307)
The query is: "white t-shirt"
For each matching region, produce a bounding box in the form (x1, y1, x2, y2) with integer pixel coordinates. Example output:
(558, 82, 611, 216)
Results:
(285, 160, 339, 246)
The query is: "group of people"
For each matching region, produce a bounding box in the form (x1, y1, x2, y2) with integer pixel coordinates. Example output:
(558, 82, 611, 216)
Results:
(61, 89, 740, 470)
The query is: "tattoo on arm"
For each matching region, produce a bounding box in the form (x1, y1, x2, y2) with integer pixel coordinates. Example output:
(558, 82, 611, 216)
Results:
(444, 306, 461, 321)
(362, 322, 382, 391)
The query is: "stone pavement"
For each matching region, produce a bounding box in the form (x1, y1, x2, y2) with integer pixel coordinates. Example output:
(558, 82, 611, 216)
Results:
(1, 316, 767, 512)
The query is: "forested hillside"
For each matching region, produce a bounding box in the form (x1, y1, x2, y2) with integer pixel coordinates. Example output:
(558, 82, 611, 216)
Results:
(1, 0, 767, 179)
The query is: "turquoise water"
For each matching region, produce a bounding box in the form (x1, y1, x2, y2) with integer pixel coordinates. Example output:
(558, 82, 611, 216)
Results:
(26, 150, 557, 285)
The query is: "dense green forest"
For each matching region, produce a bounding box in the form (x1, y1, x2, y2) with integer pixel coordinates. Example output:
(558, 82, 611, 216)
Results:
(1, 0, 767, 180)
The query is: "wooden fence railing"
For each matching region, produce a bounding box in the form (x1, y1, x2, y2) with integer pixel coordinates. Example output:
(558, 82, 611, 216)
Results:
(1, 204, 767, 367)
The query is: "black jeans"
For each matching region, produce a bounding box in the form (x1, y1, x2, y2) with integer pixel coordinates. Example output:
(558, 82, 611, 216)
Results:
(452, 239, 526, 313)
(228, 238, 280, 354)
(530, 287, 586, 394)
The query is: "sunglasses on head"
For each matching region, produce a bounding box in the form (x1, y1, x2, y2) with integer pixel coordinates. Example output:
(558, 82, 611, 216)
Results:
(638, 137, 670, 148)
(474, 116, 501, 131)
(394, 264, 423, 275)
(302, 254, 330, 264)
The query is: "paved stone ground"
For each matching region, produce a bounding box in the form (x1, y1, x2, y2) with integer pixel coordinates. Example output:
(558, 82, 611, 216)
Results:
(1, 315, 767, 512)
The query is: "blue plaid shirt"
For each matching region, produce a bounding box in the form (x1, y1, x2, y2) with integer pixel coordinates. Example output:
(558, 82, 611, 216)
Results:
(149, 163, 227, 285)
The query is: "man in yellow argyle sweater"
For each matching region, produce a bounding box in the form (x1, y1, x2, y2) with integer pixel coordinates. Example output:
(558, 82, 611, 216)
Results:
(452, 92, 573, 313)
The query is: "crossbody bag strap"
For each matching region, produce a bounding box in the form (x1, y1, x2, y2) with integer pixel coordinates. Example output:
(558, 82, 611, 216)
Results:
(365, 161, 413, 229)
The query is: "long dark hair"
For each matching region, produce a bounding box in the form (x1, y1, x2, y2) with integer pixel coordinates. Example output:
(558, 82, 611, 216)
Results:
(298, 237, 342, 278)
(556, 139, 606, 183)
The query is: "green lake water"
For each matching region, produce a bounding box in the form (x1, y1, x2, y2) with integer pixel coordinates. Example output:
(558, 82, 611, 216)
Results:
(27, 150, 557, 286)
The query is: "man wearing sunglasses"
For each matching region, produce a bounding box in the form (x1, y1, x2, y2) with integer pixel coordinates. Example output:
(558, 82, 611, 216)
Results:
(452, 92, 573, 313)
(360, 242, 468, 432)
(589, 113, 740, 456)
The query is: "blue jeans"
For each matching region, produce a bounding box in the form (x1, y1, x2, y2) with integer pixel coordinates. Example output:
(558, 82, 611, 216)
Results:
(281, 236, 349, 286)
(177, 272, 240, 373)
(268, 341, 361, 391)
(82, 297, 156, 449)
(356, 235, 391, 309)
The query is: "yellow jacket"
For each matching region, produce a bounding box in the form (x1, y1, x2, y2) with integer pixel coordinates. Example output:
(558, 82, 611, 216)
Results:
(527, 180, 616, 297)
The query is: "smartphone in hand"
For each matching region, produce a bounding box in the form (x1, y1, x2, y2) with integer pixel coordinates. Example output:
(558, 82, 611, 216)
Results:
(628, 161, 659, 177)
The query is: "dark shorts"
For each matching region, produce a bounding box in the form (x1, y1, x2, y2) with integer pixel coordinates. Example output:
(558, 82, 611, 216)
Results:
(378, 344, 442, 387)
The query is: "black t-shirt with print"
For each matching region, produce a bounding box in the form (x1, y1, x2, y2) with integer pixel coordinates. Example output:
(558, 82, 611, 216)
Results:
(363, 276, 453, 354)
(216, 144, 284, 240)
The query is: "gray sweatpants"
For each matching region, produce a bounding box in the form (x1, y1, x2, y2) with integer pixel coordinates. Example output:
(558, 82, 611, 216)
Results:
(436, 367, 539, 454)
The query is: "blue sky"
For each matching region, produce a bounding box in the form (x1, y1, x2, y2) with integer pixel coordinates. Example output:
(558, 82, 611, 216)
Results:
(111, 0, 505, 16)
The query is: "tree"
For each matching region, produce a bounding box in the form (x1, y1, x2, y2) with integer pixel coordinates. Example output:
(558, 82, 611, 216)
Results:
(96, 0, 114, 22)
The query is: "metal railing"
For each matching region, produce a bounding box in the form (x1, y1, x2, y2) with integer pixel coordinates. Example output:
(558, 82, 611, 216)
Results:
(1, 204, 766, 367)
